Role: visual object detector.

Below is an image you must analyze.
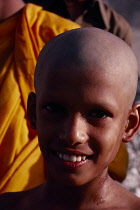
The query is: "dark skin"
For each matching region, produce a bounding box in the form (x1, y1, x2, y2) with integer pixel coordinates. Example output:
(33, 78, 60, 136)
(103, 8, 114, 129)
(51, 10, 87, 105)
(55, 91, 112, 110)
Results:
(0, 0, 25, 21)
(0, 28, 140, 210)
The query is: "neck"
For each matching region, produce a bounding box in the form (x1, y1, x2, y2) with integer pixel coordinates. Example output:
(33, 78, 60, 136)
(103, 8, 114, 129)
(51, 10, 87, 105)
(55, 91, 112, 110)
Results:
(0, 0, 25, 21)
(43, 169, 112, 209)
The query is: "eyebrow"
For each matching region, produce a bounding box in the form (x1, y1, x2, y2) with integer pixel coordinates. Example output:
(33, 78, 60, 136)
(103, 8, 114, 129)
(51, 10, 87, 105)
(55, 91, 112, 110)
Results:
(39, 90, 119, 112)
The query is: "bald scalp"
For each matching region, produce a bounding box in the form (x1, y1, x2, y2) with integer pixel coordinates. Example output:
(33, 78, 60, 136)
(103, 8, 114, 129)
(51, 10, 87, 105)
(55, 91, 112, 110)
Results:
(35, 28, 138, 106)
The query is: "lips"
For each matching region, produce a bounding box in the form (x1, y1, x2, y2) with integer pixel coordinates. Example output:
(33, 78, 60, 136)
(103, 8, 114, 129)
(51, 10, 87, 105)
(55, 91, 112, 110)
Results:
(54, 151, 89, 170)
(49, 148, 94, 170)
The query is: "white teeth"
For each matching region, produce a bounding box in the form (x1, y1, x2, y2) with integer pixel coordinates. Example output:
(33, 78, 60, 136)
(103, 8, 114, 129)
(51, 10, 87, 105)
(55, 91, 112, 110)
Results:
(69, 155, 76, 162)
(63, 154, 69, 161)
(57, 153, 87, 162)
(82, 156, 86, 160)
(59, 153, 63, 159)
(77, 156, 82, 162)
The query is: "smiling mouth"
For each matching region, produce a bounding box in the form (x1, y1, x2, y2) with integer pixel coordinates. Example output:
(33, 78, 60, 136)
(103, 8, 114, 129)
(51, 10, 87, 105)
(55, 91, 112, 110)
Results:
(56, 152, 93, 162)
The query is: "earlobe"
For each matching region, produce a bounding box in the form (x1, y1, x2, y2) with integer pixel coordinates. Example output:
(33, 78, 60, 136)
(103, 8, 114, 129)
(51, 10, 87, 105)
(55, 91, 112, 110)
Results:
(122, 103, 140, 143)
(27, 92, 37, 130)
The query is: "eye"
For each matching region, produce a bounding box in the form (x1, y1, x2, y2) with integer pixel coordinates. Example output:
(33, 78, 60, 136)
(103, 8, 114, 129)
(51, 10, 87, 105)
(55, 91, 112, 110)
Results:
(88, 109, 110, 119)
(44, 104, 65, 114)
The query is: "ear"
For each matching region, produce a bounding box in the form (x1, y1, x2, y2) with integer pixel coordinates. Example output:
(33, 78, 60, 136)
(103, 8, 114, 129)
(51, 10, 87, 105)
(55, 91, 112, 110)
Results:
(27, 92, 37, 130)
(122, 103, 140, 143)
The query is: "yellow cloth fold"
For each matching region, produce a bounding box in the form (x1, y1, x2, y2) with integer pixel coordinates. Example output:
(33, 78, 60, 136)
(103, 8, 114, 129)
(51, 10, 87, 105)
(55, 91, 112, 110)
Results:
(0, 3, 80, 193)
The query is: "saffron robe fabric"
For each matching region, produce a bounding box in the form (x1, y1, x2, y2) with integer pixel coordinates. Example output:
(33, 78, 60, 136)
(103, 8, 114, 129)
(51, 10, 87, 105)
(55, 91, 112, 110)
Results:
(0, 3, 128, 193)
(0, 3, 80, 193)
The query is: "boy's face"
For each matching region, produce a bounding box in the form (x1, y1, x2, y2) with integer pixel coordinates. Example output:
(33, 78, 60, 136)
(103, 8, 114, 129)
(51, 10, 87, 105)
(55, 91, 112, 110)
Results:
(35, 60, 130, 186)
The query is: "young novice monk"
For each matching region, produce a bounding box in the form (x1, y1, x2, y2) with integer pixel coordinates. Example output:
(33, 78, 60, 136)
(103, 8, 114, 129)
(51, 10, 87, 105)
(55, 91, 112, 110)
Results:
(1, 27, 140, 209)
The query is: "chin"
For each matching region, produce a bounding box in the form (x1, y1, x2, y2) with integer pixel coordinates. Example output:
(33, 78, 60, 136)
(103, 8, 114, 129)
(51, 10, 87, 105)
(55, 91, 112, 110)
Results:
(47, 166, 103, 188)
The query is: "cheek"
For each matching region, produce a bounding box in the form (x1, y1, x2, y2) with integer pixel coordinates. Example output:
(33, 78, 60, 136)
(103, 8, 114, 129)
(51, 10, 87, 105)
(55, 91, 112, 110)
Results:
(36, 120, 52, 153)
(37, 127, 53, 149)
(37, 110, 57, 137)
(90, 124, 123, 162)
(37, 118, 61, 157)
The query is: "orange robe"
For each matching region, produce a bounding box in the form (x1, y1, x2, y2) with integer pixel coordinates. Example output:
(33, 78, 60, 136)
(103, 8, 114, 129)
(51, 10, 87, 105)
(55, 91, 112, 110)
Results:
(0, 3, 80, 193)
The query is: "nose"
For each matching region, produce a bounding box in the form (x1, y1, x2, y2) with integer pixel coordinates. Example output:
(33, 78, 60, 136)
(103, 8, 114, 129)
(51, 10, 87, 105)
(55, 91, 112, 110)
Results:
(59, 113, 89, 146)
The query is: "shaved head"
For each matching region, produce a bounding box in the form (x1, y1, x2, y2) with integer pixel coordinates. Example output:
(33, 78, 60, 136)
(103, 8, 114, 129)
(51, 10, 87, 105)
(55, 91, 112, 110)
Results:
(35, 27, 138, 106)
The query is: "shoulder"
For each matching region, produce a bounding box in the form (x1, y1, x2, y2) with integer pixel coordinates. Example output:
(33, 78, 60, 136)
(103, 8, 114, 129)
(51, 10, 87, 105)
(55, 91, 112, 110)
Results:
(21, 3, 80, 49)
(111, 180, 140, 209)
(0, 191, 26, 210)
(122, 189, 140, 209)
(23, 3, 80, 33)
(0, 185, 43, 210)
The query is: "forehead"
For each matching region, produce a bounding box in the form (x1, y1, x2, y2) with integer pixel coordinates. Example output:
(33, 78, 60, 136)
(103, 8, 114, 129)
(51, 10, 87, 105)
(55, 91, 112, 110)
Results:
(38, 59, 129, 112)
(39, 43, 126, 93)
(39, 33, 129, 86)
(44, 61, 117, 90)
